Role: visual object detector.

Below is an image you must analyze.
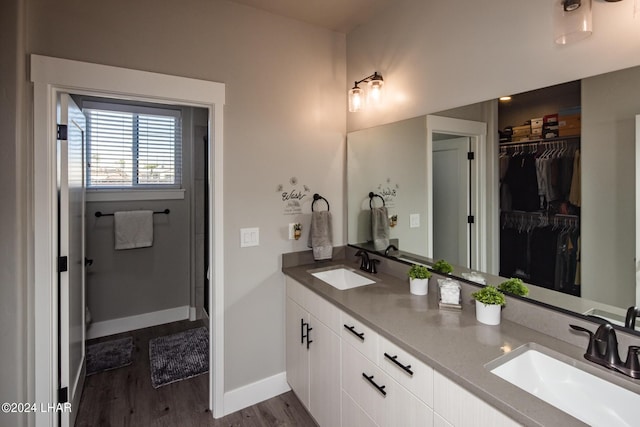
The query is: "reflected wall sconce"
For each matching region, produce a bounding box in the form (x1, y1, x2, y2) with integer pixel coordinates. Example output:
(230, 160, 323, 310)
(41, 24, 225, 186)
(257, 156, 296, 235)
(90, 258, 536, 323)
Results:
(554, 0, 622, 45)
(555, 0, 593, 44)
(348, 72, 384, 112)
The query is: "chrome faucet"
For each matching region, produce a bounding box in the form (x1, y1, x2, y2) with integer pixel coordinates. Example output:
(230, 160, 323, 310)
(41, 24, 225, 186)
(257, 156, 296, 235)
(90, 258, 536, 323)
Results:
(384, 244, 398, 256)
(355, 250, 379, 274)
(570, 323, 640, 379)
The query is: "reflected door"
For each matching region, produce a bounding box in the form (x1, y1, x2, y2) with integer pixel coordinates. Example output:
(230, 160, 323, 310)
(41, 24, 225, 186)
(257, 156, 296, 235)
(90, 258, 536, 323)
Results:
(433, 136, 471, 267)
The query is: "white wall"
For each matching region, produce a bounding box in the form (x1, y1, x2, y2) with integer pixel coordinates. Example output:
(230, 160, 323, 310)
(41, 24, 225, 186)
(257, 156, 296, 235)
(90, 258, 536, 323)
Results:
(27, 0, 346, 393)
(348, 116, 428, 255)
(0, 0, 29, 425)
(582, 67, 640, 307)
(347, 0, 640, 132)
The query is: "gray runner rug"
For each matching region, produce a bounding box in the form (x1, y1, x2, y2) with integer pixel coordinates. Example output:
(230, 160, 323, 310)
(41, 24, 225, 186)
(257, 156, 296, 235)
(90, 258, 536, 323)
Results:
(149, 326, 209, 388)
(86, 336, 134, 376)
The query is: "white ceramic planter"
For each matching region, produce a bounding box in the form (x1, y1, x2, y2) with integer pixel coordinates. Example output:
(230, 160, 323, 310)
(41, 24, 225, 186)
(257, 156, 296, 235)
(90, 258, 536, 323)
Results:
(409, 278, 429, 295)
(475, 300, 501, 325)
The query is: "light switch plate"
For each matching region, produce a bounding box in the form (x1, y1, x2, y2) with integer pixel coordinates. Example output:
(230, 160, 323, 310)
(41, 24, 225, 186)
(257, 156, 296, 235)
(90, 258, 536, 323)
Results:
(240, 227, 259, 247)
(410, 214, 420, 228)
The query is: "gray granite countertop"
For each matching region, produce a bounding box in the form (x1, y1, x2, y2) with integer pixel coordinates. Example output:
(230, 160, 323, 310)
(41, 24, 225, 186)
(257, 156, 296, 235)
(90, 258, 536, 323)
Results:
(283, 258, 640, 427)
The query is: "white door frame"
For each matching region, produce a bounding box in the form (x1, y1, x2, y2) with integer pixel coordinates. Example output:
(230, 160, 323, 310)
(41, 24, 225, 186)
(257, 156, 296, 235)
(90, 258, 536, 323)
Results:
(636, 114, 640, 307)
(31, 55, 226, 426)
(426, 115, 487, 272)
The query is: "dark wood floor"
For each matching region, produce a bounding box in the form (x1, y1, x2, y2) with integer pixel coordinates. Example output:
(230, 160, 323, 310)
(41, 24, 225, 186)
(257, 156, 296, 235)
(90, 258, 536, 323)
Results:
(76, 320, 317, 427)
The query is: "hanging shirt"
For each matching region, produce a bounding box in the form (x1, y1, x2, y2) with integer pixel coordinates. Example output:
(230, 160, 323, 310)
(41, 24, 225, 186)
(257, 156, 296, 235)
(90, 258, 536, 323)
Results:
(569, 149, 581, 207)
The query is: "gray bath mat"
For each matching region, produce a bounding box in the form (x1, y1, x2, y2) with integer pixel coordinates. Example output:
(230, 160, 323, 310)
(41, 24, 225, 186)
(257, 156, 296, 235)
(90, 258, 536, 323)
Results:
(149, 326, 209, 388)
(86, 336, 133, 376)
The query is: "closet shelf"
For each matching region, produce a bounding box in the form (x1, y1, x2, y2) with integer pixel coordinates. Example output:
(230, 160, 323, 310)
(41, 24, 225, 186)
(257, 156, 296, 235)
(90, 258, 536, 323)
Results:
(499, 135, 580, 146)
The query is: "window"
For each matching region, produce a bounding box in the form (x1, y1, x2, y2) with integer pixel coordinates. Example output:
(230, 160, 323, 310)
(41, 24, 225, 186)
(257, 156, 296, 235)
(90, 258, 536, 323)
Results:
(84, 101, 182, 189)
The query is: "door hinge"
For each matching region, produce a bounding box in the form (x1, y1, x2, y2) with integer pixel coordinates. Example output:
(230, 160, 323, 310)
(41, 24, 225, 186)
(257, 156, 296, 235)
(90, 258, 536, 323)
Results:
(57, 124, 68, 140)
(58, 256, 68, 273)
(467, 215, 475, 224)
(467, 151, 475, 160)
(58, 387, 68, 404)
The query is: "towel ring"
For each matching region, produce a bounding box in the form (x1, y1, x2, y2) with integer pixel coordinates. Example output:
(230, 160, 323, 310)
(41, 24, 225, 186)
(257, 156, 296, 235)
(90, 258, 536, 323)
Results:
(369, 192, 385, 209)
(312, 193, 330, 212)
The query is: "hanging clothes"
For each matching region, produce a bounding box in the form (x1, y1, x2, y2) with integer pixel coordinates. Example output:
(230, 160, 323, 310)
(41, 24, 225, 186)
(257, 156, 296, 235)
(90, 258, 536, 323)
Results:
(569, 149, 581, 207)
(504, 153, 539, 212)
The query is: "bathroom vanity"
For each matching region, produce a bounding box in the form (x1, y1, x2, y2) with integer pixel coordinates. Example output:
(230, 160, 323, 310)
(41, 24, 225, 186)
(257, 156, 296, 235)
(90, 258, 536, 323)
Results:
(282, 247, 640, 427)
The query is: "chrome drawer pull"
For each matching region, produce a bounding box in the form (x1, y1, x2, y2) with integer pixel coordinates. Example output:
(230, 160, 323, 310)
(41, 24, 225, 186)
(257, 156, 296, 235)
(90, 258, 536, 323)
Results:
(384, 352, 414, 376)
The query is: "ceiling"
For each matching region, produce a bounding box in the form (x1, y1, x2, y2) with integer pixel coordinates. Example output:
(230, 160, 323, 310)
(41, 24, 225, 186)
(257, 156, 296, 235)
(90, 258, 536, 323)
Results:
(226, 0, 393, 33)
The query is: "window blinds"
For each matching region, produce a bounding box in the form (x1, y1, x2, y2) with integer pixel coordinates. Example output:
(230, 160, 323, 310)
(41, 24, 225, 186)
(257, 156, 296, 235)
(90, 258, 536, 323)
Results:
(84, 102, 182, 188)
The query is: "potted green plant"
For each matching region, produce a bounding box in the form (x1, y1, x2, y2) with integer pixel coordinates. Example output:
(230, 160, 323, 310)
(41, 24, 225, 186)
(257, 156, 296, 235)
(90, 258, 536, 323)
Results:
(408, 264, 432, 295)
(432, 259, 453, 275)
(497, 278, 529, 297)
(471, 286, 506, 325)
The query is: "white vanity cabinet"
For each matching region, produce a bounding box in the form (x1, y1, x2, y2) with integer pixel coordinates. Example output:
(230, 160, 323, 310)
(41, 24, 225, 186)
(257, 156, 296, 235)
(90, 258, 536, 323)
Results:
(285, 275, 519, 427)
(433, 372, 520, 427)
(285, 277, 341, 427)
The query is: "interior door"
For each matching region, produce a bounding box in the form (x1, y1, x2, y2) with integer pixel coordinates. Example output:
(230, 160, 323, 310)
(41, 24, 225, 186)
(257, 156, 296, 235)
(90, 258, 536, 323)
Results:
(57, 93, 86, 427)
(432, 136, 471, 267)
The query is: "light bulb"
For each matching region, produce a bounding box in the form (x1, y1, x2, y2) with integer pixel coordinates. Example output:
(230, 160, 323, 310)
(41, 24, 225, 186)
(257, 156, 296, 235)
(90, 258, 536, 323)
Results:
(349, 86, 365, 112)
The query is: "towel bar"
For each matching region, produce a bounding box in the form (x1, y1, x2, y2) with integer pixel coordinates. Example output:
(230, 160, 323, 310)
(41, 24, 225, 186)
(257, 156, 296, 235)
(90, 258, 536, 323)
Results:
(95, 209, 170, 218)
(312, 193, 330, 212)
(369, 192, 385, 209)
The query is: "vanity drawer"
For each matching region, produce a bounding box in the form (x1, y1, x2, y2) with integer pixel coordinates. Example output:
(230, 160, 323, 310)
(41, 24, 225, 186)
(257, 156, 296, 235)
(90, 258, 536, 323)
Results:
(343, 342, 433, 427)
(379, 335, 434, 407)
(341, 311, 379, 362)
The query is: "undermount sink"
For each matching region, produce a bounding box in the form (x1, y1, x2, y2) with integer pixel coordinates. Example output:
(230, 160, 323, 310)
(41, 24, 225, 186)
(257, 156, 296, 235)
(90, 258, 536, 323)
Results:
(486, 343, 640, 426)
(309, 266, 375, 290)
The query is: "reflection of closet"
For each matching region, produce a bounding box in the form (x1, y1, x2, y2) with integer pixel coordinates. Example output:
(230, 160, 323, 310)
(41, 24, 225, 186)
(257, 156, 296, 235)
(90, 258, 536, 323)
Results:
(498, 81, 581, 297)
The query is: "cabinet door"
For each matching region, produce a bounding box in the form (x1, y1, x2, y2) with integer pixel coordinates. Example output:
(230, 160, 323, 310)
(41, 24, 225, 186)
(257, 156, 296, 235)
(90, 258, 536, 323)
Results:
(342, 390, 378, 427)
(309, 314, 341, 427)
(434, 371, 520, 427)
(286, 297, 310, 408)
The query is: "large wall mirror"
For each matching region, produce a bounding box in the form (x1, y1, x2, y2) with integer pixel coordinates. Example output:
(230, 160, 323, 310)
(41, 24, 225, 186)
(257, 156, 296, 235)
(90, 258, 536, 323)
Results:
(347, 64, 640, 334)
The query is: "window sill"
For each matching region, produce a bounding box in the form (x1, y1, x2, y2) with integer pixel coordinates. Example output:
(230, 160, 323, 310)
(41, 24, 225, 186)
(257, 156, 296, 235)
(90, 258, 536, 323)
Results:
(86, 189, 185, 202)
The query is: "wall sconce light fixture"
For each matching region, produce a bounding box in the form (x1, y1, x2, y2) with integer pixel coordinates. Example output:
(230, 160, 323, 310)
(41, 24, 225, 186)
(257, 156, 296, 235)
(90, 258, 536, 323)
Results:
(348, 72, 384, 112)
(555, 0, 593, 44)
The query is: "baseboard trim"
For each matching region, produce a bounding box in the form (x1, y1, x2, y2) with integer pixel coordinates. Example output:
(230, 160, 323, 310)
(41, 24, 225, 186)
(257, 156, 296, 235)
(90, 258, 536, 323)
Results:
(86, 305, 190, 339)
(223, 372, 291, 416)
(189, 306, 197, 321)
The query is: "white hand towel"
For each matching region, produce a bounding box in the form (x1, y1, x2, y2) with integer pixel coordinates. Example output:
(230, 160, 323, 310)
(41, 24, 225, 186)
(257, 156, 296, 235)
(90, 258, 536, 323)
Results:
(114, 210, 154, 250)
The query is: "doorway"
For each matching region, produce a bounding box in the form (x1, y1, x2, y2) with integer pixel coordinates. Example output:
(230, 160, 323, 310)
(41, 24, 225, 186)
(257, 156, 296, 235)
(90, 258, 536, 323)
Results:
(31, 55, 226, 425)
(426, 115, 487, 272)
(432, 134, 472, 268)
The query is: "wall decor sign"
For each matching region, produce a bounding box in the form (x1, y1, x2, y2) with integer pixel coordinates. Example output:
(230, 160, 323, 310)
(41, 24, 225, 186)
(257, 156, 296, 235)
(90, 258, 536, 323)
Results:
(277, 177, 311, 215)
(376, 178, 399, 208)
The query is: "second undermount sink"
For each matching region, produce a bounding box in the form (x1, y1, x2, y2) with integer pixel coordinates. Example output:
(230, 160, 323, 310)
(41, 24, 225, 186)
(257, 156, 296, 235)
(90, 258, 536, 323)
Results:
(486, 343, 640, 426)
(309, 266, 375, 290)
